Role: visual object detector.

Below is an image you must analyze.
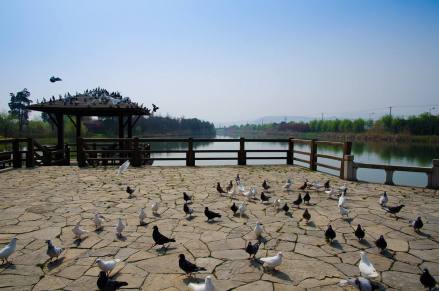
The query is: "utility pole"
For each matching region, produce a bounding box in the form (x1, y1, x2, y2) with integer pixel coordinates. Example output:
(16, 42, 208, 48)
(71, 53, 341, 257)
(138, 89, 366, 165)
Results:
(321, 113, 324, 121)
(389, 106, 392, 117)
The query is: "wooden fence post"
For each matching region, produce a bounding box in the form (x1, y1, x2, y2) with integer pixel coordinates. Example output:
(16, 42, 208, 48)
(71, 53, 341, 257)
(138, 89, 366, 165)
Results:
(238, 137, 246, 165)
(12, 139, 21, 168)
(186, 138, 195, 166)
(131, 137, 141, 167)
(26, 138, 35, 168)
(340, 141, 352, 178)
(64, 144, 70, 166)
(287, 137, 294, 165)
(77, 137, 86, 167)
(309, 139, 317, 171)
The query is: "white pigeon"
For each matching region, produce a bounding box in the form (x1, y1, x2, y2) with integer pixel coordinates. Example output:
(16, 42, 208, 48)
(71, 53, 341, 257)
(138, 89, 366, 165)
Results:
(283, 178, 292, 190)
(117, 160, 130, 175)
(338, 191, 347, 207)
(339, 206, 350, 217)
(139, 208, 147, 224)
(254, 221, 264, 237)
(96, 258, 121, 274)
(339, 183, 348, 192)
(325, 187, 335, 197)
(94, 213, 105, 230)
(0, 237, 17, 264)
(312, 181, 324, 191)
(260, 252, 283, 270)
(238, 202, 246, 218)
(72, 222, 87, 239)
(358, 251, 379, 278)
(339, 277, 375, 291)
(243, 187, 257, 201)
(188, 275, 215, 291)
(151, 202, 160, 214)
(116, 218, 125, 237)
(228, 185, 238, 198)
(379, 192, 388, 206)
(273, 198, 281, 209)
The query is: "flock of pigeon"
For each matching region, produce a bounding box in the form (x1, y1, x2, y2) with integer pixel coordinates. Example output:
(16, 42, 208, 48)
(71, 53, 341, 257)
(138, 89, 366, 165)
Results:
(0, 161, 437, 290)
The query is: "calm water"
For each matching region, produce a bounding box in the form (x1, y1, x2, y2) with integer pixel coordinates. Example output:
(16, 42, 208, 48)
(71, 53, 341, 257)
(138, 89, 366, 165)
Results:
(150, 136, 439, 187)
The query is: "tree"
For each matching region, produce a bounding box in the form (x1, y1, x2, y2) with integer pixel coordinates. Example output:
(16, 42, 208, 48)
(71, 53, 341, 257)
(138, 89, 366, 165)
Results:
(8, 88, 32, 134)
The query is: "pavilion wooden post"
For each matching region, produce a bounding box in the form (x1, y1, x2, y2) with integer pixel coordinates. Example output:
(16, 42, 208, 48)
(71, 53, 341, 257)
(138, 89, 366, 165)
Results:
(309, 139, 317, 171)
(287, 137, 294, 165)
(56, 113, 64, 150)
(340, 141, 352, 178)
(26, 138, 35, 168)
(127, 115, 133, 138)
(12, 139, 21, 168)
(186, 138, 195, 166)
(118, 115, 125, 163)
(131, 137, 141, 167)
(238, 137, 246, 165)
(77, 137, 86, 167)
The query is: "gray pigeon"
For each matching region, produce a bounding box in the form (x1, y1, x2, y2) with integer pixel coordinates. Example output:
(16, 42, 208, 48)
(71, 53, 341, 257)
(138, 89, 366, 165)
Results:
(46, 240, 64, 261)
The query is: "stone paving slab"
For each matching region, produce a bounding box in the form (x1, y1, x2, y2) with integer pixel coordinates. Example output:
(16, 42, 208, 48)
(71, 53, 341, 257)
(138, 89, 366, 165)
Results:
(0, 165, 438, 290)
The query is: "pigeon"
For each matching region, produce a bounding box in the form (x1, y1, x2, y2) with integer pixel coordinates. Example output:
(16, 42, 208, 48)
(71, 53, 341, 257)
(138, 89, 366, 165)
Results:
(260, 252, 283, 270)
(228, 185, 238, 198)
(282, 203, 289, 213)
(355, 225, 366, 241)
(139, 208, 147, 225)
(96, 258, 121, 275)
(254, 221, 264, 237)
(339, 206, 350, 218)
(410, 216, 423, 232)
(183, 192, 192, 204)
(152, 103, 159, 112)
(325, 225, 336, 242)
(420, 268, 436, 290)
(238, 202, 246, 218)
(383, 204, 405, 217)
(324, 180, 330, 190)
(302, 208, 311, 223)
(216, 182, 226, 194)
(311, 181, 324, 191)
(235, 174, 241, 184)
(379, 191, 388, 206)
(151, 202, 160, 214)
(273, 198, 281, 210)
(126, 186, 135, 198)
(46, 240, 64, 261)
(375, 235, 387, 253)
(358, 251, 379, 278)
(94, 213, 105, 230)
(339, 277, 380, 291)
(230, 202, 238, 215)
(179, 254, 206, 277)
(298, 180, 308, 190)
(204, 207, 221, 221)
(152, 225, 175, 248)
(260, 192, 270, 203)
(72, 222, 87, 239)
(0, 238, 17, 264)
(262, 180, 270, 191)
(245, 241, 260, 259)
(188, 275, 215, 291)
(117, 160, 130, 175)
(338, 191, 347, 207)
(97, 271, 128, 291)
(184, 202, 194, 217)
(325, 187, 335, 198)
(339, 183, 348, 193)
(243, 187, 257, 200)
(293, 193, 303, 208)
(49, 76, 62, 83)
(115, 218, 125, 237)
(283, 178, 292, 190)
(225, 181, 233, 192)
(303, 191, 311, 205)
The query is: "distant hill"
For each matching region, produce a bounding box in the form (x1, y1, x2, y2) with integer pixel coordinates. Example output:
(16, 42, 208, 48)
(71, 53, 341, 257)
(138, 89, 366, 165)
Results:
(216, 115, 313, 127)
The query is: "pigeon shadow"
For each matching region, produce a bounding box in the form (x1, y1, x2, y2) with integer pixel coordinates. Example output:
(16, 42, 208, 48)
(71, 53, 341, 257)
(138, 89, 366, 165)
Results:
(153, 213, 161, 218)
(155, 246, 177, 255)
(257, 236, 268, 246)
(47, 257, 65, 270)
(94, 228, 104, 234)
(285, 212, 293, 218)
(381, 249, 394, 259)
(249, 258, 263, 269)
(116, 234, 127, 241)
(359, 239, 372, 248)
(186, 215, 196, 221)
(305, 221, 316, 227)
(239, 214, 249, 219)
(139, 221, 148, 227)
(267, 269, 292, 282)
(330, 240, 343, 250)
(343, 217, 354, 224)
(0, 262, 16, 269)
(416, 230, 431, 238)
(206, 219, 220, 224)
(73, 238, 85, 247)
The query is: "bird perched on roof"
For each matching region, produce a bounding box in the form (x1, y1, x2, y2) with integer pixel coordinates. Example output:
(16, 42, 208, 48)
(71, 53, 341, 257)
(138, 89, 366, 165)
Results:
(339, 277, 380, 291)
(96, 258, 121, 275)
(152, 104, 159, 112)
(238, 202, 246, 218)
(325, 225, 336, 243)
(420, 268, 436, 290)
(126, 186, 135, 198)
(94, 213, 105, 230)
(260, 192, 270, 203)
(260, 252, 283, 271)
(230, 202, 238, 215)
(184, 202, 194, 217)
(179, 254, 206, 277)
(410, 216, 424, 232)
(254, 221, 264, 237)
(188, 275, 215, 291)
(152, 225, 176, 249)
(46, 240, 64, 261)
(72, 222, 87, 239)
(354, 225, 366, 241)
(262, 180, 270, 191)
(245, 241, 260, 259)
(204, 207, 221, 222)
(302, 208, 311, 223)
(50, 76, 62, 83)
(379, 191, 388, 207)
(358, 252, 378, 278)
(216, 182, 226, 195)
(183, 192, 192, 204)
(303, 191, 311, 205)
(375, 235, 387, 253)
(283, 178, 292, 191)
(97, 271, 128, 291)
(115, 218, 125, 238)
(225, 181, 233, 192)
(383, 204, 405, 217)
(293, 193, 303, 208)
(0, 238, 17, 264)
(151, 202, 160, 214)
(139, 208, 147, 225)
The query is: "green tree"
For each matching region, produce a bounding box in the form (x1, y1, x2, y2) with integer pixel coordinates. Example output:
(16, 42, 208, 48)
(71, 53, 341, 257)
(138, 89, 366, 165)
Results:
(8, 88, 32, 134)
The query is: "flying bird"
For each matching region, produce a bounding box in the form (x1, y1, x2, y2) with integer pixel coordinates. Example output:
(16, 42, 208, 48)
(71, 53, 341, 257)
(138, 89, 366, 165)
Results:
(96, 258, 121, 275)
(97, 271, 128, 291)
(420, 268, 436, 290)
(0, 238, 17, 264)
(354, 225, 366, 241)
(260, 252, 283, 271)
(358, 251, 379, 278)
(152, 104, 159, 112)
(152, 225, 175, 249)
(188, 275, 215, 291)
(375, 235, 387, 253)
(46, 240, 64, 261)
(204, 207, 221, 222)
(245, 241, 260, 259)
(50, 76, 62, 83)
(179, 254, 206, 277)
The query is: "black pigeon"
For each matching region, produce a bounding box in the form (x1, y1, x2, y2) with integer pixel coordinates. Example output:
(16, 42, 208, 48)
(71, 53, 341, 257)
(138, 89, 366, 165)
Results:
(293, 193, 303, 208)
(262, 180, 270, 190)
(216, 182, 226, 194)
(260, 192, 270, 202)
(204, 207, 221, 221)
(226, 180, 233, 192)
(282, 203, 289, 213)
(183, 192, 191, 203)
(245, 241, 260, 259)
(411, 216, 424, 231)
(230, 202, 238, 214)
(298, 180, 307, 190)
(183, 203, 193, 217)
(235, 174, 240, 183)
(178, 254, 206, 276)
(303, 191, 311, 205)
(126, 186, 135, 197)
(354, 224, 366, 241)
(302, 208, 311, 222)
(152, 225, 175, 248)
(50, 76, 62, 83)
(324, 180, 330, 189)
(97, 271, 128, 291)
(152, 104, 159, 112)
(375, 235, 387, 253)
(420, 268, 436, 290)
(384, 204, 405, 216)
(325, 225, 336, 242)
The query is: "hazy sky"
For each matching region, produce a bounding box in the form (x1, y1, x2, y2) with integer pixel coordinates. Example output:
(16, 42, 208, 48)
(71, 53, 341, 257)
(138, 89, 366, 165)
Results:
(1, 0, 438, 123)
